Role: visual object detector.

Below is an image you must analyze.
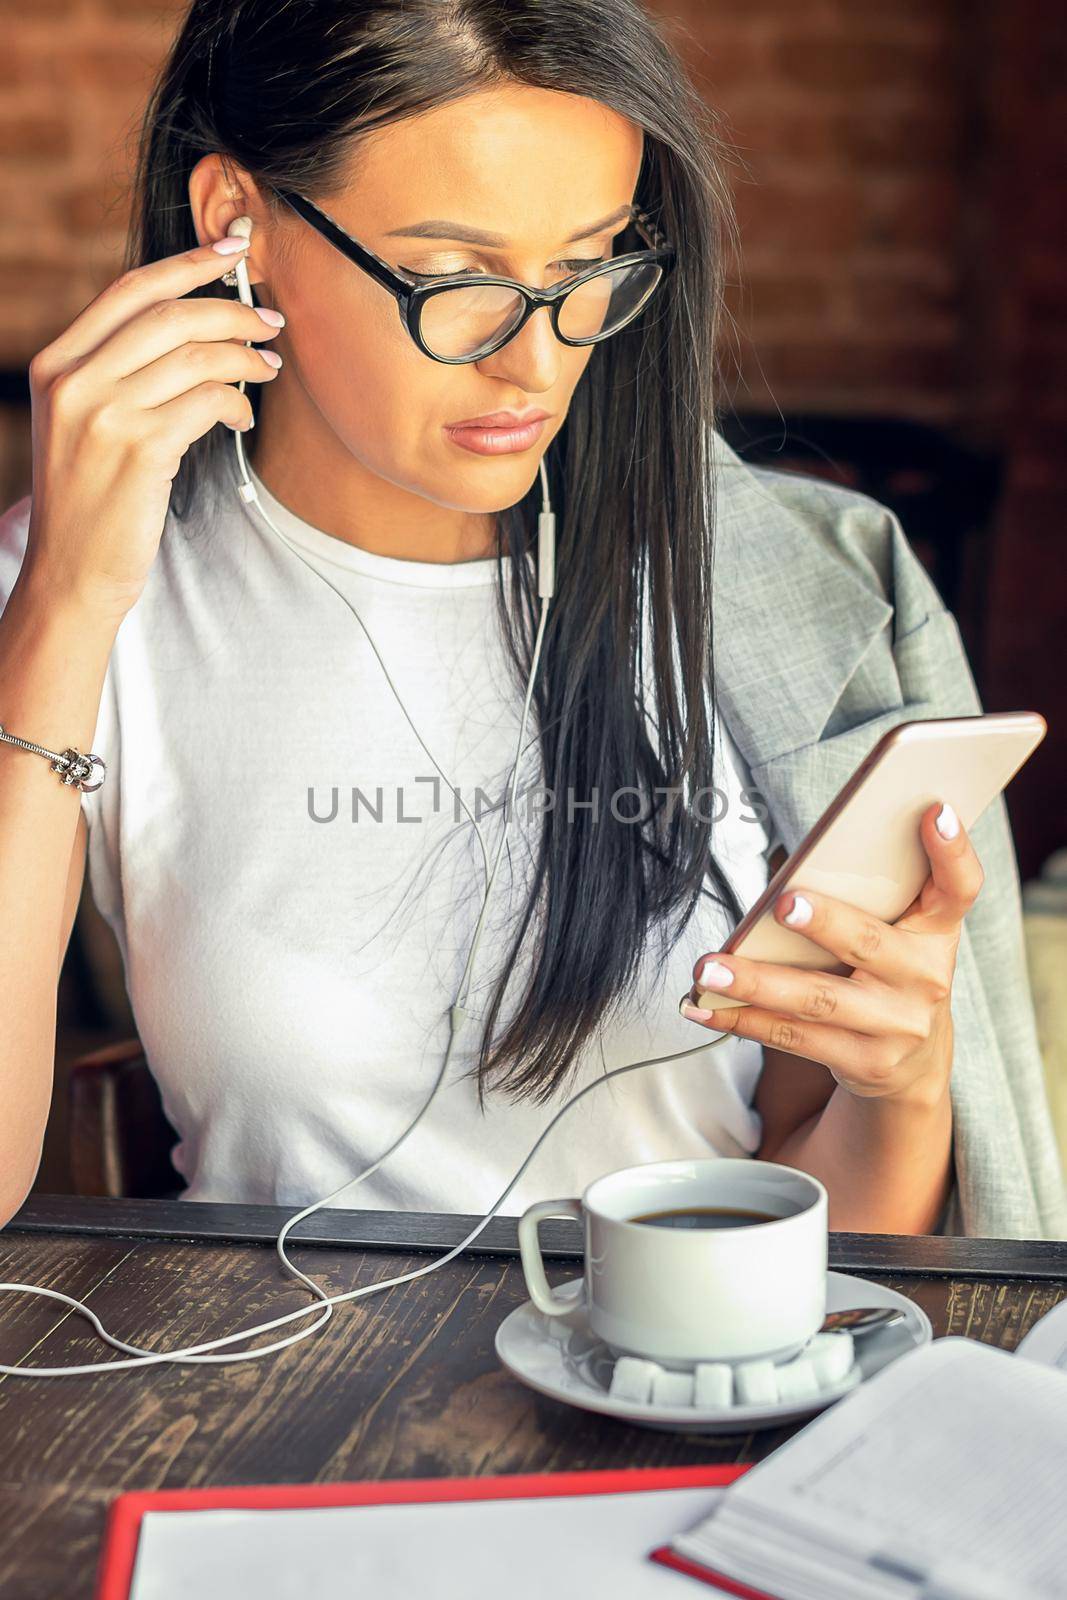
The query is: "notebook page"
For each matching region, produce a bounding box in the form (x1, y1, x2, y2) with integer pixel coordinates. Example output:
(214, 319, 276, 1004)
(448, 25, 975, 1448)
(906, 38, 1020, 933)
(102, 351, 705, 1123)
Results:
(128, 1485, 724, 1600)
(672, 1337, 1067, 1600)
(1014, 1293, 1067, 1370)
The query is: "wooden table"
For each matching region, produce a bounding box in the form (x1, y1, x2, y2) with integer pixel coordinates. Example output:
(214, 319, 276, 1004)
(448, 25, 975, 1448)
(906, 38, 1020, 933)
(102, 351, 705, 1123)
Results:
(2, 1195, 1066, 1600)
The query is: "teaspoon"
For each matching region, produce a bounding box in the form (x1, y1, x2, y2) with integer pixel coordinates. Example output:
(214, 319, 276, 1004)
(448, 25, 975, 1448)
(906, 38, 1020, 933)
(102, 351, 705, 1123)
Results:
(819, 1306, 907, 1337)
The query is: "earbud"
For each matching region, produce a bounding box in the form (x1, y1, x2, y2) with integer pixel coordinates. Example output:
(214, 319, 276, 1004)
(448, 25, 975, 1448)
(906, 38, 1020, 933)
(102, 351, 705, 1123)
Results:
(221, 214, 255, 307)
(221, 216, 257, 438)
(220, 206, 555, 591)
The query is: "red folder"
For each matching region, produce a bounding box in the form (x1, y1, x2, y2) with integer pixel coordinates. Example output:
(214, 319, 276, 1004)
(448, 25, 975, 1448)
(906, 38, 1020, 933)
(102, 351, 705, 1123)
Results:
(94, 1461, 770, 1600)
(647, 1542, 781, 1599)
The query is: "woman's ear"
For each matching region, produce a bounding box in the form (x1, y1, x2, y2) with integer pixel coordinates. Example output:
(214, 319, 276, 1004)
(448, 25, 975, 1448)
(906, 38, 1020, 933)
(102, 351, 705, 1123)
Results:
(187, 154, 271, 288)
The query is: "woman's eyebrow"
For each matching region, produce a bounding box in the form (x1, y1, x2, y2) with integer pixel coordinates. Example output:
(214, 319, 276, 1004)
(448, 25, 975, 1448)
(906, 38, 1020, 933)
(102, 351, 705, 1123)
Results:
(382, 203, 635, 246)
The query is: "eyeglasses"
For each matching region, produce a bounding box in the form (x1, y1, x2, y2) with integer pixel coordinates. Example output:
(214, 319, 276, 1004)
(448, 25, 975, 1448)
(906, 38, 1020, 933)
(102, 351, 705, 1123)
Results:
(265, 184, 677, 365)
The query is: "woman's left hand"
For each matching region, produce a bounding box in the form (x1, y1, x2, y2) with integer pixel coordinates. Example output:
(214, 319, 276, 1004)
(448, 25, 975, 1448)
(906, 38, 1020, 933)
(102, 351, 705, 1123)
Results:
(680, 800, 984, 1106)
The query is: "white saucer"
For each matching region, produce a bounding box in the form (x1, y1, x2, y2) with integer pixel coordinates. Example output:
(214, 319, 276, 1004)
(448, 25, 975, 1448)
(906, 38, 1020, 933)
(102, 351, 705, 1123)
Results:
(495, 1270, 932, 1435)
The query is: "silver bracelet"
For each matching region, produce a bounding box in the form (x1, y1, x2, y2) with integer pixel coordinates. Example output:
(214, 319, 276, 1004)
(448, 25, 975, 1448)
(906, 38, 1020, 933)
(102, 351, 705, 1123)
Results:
(0, 721, 106, 792)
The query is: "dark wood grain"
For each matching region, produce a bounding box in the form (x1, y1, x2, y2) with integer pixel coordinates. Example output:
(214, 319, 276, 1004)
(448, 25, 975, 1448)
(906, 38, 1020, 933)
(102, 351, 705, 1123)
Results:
(0, 1233, 140, 1367)
(11, 1193, 1067, 1279)
(1, 1207, 1065, 1600)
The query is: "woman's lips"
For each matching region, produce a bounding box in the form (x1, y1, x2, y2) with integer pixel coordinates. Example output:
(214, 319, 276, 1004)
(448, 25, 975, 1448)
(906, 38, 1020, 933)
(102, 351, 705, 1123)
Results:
(444, 416, 549, 455)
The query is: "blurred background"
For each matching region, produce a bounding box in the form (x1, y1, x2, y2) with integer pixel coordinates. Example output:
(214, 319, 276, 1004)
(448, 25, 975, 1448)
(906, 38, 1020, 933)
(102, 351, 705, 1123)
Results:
(1, 0, 1064, 1195)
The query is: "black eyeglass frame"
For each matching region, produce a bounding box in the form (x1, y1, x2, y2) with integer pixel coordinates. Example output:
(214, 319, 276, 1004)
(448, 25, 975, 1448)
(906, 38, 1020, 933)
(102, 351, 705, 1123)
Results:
(266, 184, 677, 365)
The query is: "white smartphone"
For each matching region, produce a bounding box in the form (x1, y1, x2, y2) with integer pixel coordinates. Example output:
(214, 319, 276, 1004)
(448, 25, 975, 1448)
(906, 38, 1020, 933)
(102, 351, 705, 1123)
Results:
(693, 709, 1047, 1013)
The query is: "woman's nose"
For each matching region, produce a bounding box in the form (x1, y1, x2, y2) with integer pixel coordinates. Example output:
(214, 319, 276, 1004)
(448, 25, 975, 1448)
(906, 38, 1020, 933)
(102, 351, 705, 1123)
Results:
(477, 304, 563, 393)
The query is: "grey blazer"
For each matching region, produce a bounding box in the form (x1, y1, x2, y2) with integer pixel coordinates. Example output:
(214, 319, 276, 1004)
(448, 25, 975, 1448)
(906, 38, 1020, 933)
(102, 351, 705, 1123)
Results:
(710, 426, 1067, 1241)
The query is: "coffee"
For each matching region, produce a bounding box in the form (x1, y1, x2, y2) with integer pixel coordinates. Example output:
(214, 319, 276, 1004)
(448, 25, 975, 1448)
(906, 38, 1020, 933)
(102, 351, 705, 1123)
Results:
(519, 1157, 827, 1366)
(627, 1205, 779, 1230)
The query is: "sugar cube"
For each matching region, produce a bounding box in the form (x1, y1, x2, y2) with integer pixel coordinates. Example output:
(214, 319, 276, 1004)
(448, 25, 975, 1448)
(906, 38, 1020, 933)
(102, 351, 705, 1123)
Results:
(734, 1358, 779, 1405)
(603, 1335, 863, 1412)
(693, 1362, 734, 1408)
(651, 1368, 695, 1406)
(805, 1332, 855, 1387)
(608, 1355, 663, 1403)
(774, 1354, 820, 1401)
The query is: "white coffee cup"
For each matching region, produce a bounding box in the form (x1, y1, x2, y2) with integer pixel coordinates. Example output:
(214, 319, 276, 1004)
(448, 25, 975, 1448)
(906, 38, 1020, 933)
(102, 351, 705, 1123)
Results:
(517, 1157, 828, 1369)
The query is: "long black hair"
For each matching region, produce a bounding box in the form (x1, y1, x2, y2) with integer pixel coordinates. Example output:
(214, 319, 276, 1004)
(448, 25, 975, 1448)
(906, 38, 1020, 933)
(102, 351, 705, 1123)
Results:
(126, 0, 751, 1109)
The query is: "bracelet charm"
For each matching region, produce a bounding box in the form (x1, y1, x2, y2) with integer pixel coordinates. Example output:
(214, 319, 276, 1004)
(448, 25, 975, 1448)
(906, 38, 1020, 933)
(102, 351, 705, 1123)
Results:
(51, 748, 107, 792)
(0, 722, 107, 793)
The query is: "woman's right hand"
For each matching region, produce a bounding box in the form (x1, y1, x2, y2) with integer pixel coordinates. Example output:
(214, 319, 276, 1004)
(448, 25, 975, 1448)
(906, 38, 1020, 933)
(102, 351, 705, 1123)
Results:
(23, 235, 285, 622)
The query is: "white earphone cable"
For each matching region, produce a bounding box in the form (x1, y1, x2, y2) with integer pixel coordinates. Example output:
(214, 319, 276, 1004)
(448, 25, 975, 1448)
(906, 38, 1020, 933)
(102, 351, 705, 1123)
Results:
(0, 235, 731, 1377)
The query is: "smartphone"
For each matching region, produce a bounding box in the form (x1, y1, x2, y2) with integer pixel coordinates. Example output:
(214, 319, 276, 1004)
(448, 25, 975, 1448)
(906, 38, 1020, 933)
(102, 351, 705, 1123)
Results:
(693, 710, 1047, 1013)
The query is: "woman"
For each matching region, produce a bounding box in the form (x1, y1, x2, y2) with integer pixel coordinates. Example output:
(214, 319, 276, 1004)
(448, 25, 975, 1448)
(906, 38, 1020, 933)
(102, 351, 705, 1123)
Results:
(0, 0, 1062, 1240)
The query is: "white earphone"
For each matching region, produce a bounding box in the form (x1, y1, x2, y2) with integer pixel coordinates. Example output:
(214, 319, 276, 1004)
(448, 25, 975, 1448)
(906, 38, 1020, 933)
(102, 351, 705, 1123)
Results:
(222, 215, 557, 596)
(0, 215, 731, 1378)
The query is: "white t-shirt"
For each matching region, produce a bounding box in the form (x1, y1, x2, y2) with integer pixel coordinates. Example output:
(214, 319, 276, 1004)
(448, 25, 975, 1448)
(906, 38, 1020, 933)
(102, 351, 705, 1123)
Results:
(0, 444, 774, 1214)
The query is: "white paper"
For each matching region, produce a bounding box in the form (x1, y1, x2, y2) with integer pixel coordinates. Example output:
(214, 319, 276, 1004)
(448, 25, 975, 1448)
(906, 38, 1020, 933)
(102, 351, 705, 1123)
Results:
(672, 1336, 1067, 1600)
(127, 1484, 725, 1600)
(1014, 1292, 1067, 1370)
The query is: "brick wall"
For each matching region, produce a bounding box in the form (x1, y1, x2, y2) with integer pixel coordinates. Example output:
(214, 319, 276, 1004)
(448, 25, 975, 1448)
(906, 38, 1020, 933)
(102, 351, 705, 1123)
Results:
(661, 0, 971, 426)
(1, 0, 985, 474)
(0, 0, 177, 505)
(0, 0, 1063, 813)
(1, 1, 1063, 828)
(966, 1, 1067, 878)
(1, 1, 1063, 849)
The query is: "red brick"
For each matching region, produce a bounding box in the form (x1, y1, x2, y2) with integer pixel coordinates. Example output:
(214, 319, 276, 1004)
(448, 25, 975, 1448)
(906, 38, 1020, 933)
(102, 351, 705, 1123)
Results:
(97, 0, 184, 16)
(725, 110, 838, 169)
(847, 0, 958, 27)
(859, 176, 960, 253)
(733, 177, 863, 255)
(772, 35, 956, 95)
(0, 0, 71, 13)
(727, 105, 961, 174)
(669, 31, 773, 92)
(0, 50, 22, 88)
(0, 258, 74, 298)
(850, 273, 961, 326)
(661, 0, 842, 19)
(756, 338, 958, 392)
(58, 46, 159, 92)
(0, 115, 71, 159)
(739, 272, 833, 321)
(56, 178, 132, 236)
(834, 108, 960, 170)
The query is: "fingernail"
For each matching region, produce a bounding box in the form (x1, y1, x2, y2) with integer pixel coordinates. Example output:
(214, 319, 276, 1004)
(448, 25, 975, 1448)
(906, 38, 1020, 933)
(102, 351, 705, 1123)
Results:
(254, 306, 286, 327)
(212, 236, 251, 254)
(783, 893, 813, 927)
(935, 802, 959, 840)
(258, 349, 283, 368)
(680, 1002, 708, 1024)
(696, 958, 733, 990)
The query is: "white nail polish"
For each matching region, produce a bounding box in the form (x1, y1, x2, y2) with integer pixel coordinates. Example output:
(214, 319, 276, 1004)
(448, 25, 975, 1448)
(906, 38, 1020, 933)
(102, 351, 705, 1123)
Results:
(935, 802, 959, 839)
(696, 959, 733, 989)
(784, 894, 813, 927)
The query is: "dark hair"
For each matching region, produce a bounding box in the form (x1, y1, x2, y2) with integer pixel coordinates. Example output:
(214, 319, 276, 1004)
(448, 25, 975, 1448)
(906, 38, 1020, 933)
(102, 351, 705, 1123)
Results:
(127, 0, 751, 1109)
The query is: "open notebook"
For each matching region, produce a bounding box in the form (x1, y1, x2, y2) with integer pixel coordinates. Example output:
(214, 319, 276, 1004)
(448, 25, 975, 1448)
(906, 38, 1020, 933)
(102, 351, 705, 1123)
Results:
(650, 1298, 1067, 1600)
(102, 1302, 1067, 1600)
(101, 1466, 750, 1600)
